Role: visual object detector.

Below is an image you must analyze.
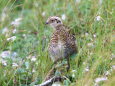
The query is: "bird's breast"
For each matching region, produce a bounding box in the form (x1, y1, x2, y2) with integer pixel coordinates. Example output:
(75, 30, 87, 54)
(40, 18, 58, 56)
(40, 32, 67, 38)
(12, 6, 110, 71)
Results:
(48, 40, 65, 62)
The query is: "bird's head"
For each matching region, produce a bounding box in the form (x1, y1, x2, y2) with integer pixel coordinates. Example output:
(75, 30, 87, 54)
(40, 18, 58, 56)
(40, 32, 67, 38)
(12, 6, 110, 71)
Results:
(46, 16, 63, 28)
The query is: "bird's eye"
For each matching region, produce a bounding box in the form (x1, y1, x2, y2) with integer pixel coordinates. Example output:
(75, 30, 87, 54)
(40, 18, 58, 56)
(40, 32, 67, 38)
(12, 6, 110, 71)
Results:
(51, 20, 54, 22)
(57, 20, 61, 23)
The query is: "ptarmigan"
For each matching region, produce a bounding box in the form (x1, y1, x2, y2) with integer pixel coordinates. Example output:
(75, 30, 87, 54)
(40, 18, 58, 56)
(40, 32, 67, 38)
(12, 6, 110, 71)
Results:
(46, 16, 77, 70)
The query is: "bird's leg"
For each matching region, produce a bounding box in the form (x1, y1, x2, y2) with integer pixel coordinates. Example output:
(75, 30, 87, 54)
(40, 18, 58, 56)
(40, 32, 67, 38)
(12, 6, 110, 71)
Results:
(66, 57, 70, 71)
(53, 57, 70, 71)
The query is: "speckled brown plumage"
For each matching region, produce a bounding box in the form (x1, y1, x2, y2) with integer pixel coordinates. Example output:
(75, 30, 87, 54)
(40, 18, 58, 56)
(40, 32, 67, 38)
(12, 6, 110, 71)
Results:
(46, 16, 77, 70)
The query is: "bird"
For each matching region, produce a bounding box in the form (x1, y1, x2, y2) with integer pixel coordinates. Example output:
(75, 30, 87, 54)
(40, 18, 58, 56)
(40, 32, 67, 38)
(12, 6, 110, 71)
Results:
(46, 16, 77, 70)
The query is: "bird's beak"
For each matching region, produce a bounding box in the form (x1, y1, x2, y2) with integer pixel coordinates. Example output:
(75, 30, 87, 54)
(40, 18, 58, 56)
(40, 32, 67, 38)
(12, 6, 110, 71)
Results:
(45, 22, 49, 25)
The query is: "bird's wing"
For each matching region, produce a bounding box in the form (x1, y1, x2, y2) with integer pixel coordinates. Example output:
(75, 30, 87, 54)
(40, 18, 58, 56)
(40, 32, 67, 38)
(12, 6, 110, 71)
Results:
(63, 25, 76, 41)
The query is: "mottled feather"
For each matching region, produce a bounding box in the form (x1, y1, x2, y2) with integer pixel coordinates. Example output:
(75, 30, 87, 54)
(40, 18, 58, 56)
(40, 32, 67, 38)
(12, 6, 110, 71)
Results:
(48, 24, 77, 62)
(46, 16, 77, 70)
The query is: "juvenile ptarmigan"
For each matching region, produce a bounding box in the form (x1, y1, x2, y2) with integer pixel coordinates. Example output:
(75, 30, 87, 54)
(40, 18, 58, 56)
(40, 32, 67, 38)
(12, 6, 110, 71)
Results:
(46, 16, 77, 70)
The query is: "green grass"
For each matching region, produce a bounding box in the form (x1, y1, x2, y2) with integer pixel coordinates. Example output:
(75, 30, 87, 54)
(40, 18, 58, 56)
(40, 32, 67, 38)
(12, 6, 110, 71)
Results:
(0, 0, 114, 86)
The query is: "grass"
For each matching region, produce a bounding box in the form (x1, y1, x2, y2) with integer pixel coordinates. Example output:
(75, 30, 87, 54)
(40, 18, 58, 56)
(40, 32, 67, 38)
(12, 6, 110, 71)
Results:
(0, 0, 114, 86)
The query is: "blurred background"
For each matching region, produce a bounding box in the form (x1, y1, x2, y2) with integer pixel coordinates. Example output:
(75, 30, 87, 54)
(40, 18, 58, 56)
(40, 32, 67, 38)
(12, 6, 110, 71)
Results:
(0, 0, 114, 86)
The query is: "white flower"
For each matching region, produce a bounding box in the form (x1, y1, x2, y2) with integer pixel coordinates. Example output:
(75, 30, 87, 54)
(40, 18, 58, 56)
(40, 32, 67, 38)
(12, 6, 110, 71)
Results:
(111, 54, 115, 60)
(7, 36, 16, 41)
(76, 0, 81, 3)
(42, 12, 46, 16)
(87, 43, 94, 47)
(83, 62, 86, 65)
(22, 34, 26, 38)
(52, 82, 61, 86)
(0, 51, 10, 58)
(61, 14, 66, 20)
(72, 70, 76, 72)
(71, 70, 77, 78)
(1, 60, 7, 66)
(32, 69, 36, 73)
(104, 71, 110, 76)
(11, 17, 22, 27)
(95, 77, 107, 83)
(0, 51, 17, 59)
(85, 32, 89, 37)
(85, 66, 89, 72)
(12, 52, 18, 57)
(12, 29, 17, 33)
(95, 16, 101, 21)
(112, 65, 115, 70)
(72, 73, 75, 78)
(31, 56, 37, 61)
(2, 27, 9, 34)
(12, 63, 18, 67)
(93, 34, 96, 38)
